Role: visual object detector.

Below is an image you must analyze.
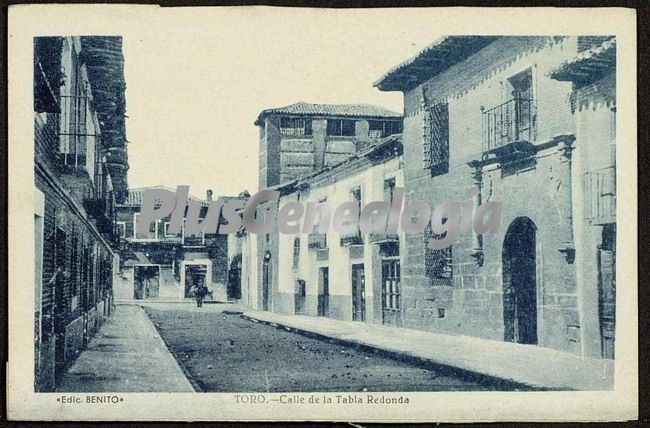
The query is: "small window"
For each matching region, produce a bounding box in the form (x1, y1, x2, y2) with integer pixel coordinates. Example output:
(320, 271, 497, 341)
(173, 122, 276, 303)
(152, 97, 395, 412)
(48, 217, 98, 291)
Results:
(327, 119, 355, 137)
(369, 120, 403, 138)
(164, 222, 179, 237)
(182, 219, 205, 246)
(292, 237, 300, 269)
(115, 222, 126, 238)
(383, 177, 396, 204)
(280, 117, 312, 136)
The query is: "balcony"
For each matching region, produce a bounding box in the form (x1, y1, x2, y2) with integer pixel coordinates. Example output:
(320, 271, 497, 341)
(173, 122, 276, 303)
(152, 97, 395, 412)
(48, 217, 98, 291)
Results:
(83, 197, 114, 239)
(308, 233, 328, 250)
(340, 234, 363, 247)
(482, 97, 536, 153)
(584, 165, 616, 224)
(368, 233, 399, 244)
(83, 197, 107, 218)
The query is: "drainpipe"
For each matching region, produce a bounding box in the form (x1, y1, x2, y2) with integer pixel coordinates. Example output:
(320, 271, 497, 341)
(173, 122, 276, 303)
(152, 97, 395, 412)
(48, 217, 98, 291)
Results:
(557, 137, 576, 264)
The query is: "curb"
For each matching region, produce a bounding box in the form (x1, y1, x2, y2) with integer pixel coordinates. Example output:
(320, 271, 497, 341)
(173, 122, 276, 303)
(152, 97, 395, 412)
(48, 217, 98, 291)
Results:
(240, 313, 547, 392)
(142, 306, 202, 392)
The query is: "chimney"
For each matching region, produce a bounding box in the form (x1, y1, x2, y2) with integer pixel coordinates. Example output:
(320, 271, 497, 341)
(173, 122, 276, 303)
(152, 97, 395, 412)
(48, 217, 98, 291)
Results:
(206, 189, 213, 201)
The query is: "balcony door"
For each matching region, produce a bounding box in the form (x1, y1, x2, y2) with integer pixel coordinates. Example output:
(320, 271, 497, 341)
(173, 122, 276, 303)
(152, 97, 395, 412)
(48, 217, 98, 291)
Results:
(506, 68, 534, 142)
(318, 267, 329, 317)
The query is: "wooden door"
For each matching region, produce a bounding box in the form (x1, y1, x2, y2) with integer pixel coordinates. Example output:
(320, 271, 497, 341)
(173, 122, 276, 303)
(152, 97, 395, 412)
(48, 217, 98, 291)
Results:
(351, 264, 366, 321)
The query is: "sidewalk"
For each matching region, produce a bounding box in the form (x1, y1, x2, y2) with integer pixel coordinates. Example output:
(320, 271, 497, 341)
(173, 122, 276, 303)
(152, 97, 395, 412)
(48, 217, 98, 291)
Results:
(57, 304, 195, 392)
(242, 310, 615, 391)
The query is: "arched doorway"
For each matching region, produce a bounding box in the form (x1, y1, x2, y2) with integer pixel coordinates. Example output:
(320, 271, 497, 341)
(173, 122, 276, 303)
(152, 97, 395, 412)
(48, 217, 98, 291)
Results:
(228, 254, 242, 301)
(502, 217, 538, 344)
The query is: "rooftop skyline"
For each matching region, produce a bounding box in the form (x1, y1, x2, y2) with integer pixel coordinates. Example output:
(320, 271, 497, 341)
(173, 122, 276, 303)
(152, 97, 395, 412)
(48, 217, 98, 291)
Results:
(121, 8, 450, 197)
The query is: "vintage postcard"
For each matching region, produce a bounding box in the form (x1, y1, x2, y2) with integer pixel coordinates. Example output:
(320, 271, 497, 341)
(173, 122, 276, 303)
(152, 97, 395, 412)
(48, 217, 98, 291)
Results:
(7, 4, 637, 422)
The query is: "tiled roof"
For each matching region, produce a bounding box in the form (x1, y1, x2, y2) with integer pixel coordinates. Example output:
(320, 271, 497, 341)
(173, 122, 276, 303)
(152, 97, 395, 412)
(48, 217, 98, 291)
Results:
(255, 102, 401, 125)
(549, 38, 616, 84)
(374, 36, 500, 92)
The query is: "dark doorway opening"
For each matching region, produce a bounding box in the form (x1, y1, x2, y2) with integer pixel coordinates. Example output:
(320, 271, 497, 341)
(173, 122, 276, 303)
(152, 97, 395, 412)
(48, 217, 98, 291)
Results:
(598, 223, 616, 359)
(318, 267, 330, 317)
(184, 264, 206, 299)
(351, 264, 366, 321)
(262, 252, 271, 311)
(134, 265, 160, 300)
(228, 254, 242, 300)
(53, 226, 67, 385)
(295, 279, 306, 314)
(502, 217, 538, 344)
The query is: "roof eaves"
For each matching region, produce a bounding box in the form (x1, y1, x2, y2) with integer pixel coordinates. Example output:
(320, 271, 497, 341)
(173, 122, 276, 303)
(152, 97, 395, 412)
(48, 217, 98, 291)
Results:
(374, 36, 500, 92)
(549, 38, 616, 83)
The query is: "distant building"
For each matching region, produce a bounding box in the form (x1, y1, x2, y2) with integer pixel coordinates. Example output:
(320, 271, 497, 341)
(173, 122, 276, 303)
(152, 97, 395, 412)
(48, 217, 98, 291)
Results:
(374, 36, 616, 358)
(229, 102, 404, 320)
(255, 102, 402, 188)
(114, 186, 237, 302)
(33, 36, 129, 391)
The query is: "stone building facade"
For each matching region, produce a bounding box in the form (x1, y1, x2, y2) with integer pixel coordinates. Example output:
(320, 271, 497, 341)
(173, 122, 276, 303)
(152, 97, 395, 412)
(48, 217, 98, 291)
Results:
(374, 36, 616, 358)
(33, 36, 128, 391)
(256, 102, 402, 189)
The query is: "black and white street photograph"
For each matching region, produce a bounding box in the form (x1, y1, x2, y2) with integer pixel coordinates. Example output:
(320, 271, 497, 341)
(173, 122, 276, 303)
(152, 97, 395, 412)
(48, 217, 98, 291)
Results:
(8, 4, 637, 423)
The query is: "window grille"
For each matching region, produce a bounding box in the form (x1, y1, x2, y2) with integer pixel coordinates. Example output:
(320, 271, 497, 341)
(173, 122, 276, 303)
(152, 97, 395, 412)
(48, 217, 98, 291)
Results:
(423, 101, 449, 175)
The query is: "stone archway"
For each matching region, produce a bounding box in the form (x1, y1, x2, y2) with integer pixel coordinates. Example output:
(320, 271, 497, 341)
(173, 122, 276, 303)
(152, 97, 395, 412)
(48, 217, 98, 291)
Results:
(502, 217, 538, 344)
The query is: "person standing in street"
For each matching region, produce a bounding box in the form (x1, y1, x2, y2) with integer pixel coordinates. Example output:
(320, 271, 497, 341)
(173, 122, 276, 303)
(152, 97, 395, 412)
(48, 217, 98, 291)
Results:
(194, 276, 207, 308)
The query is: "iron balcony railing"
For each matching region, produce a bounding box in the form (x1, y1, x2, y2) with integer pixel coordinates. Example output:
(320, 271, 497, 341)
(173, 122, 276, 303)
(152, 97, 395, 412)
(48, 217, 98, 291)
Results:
(482, 97, 536, 152)
(584, 165, 616, 224)
(308, 232, 328, 250)
(368, 233, 399, 244)
(340, 234, 363, 246)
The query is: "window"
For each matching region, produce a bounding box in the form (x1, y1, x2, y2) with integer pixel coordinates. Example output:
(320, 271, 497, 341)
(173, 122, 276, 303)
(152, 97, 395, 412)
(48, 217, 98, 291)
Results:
(59, 41, 99, 172)
(340, 187, 363, 245)
(483, 68, 536, 151)
(369, 120, 403, 138)
(164, 222, 179, 237)
(382, 259, 401, 311)
(115, 222, 126, 238)
(133, 213, 158, 240)
(280, 117, 312, 136)
(423, 101, 449, 175)
(327, 119, 355, 137)
(292, 237, 300, 269)
(384, 177, 396, 204)
(182, 219, 205, 246)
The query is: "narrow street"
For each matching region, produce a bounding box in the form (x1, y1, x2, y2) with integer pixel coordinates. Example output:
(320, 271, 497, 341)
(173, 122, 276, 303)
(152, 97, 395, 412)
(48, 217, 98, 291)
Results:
(144, 303, 500, 392)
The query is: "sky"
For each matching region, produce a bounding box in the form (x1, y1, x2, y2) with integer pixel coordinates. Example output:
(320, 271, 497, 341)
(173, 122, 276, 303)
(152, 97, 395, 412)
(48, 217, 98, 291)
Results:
(120, 7, 449, 198)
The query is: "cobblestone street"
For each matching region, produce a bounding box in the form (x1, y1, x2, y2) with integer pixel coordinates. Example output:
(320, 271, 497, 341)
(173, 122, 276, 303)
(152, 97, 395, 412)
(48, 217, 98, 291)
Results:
(144, 304, 503, 392)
